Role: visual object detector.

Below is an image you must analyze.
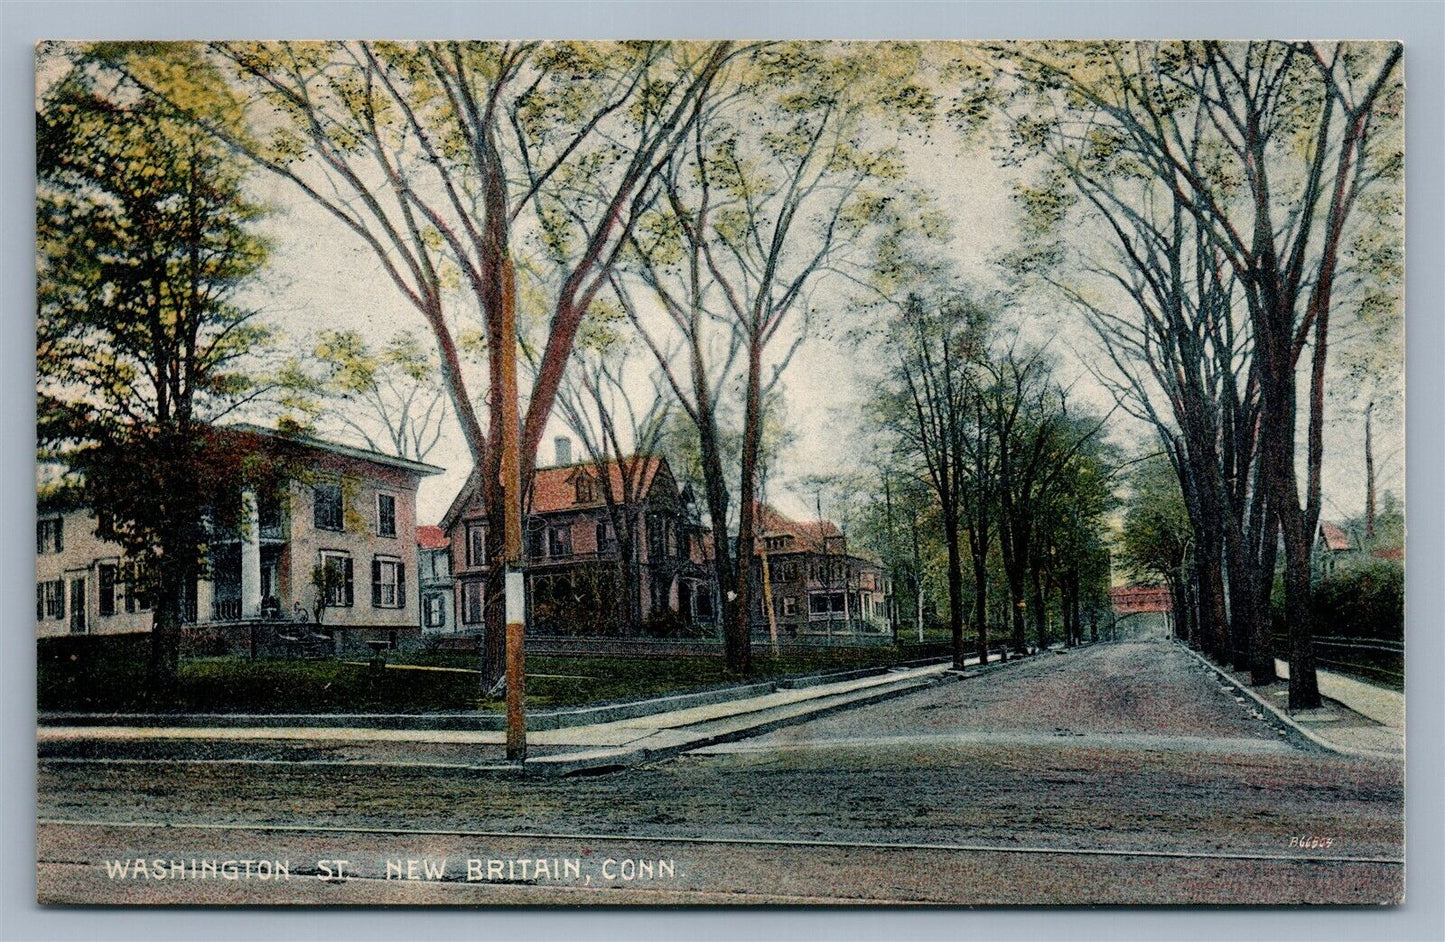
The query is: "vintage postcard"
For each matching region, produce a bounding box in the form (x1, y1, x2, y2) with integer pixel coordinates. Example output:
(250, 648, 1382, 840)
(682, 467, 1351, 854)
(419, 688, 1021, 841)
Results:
(35, 39, 1404, 905)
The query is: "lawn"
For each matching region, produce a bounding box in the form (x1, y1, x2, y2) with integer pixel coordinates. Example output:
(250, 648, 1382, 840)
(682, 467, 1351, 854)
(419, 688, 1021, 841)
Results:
(38, 644, 929, 715)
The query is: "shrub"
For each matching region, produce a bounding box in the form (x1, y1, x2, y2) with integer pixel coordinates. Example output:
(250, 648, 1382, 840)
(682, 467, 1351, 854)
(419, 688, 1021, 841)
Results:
(1271, 561, 1403, 642)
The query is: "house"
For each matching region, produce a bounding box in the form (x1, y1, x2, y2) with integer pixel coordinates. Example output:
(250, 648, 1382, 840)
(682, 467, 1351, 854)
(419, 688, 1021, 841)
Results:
(36, 424, 441, 653)
(1315, 521, 1356, 579)
(417, 524, 455, 633)
(439, 442, 715, 637)
(748, 503, 891, 640)
(1313, 518, 1405, 581)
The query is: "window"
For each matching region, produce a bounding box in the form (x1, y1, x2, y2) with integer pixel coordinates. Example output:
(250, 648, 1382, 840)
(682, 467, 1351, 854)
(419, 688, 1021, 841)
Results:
(596, 521, 615, 552)
(782, 596, 797, 617)
(694, 584, 714, 620)
(647, 516, 665, 559)
(68, 577, 86, 633)
(467, 524, 487, 567)
(809, 592, 846, 616)
(423, 593, 447, 628)
(575, 476, 596, 504)
(547, 525, 572, 559)
(313, 483, 344, 531)
(36, 518, 63, 554)
(765, 535, 789, 552)
(462, 581, 485, 624)
(36, 579, 64, 620)
(650, 576, 671, 614)
(426, 548, 450, 581)
(376, 493, 396, 538)
(371, 557, 404, 609)
(98, 564, 117, 617)
(121, 562, 150, 613)
(319, 552, 353, 607)
(258, 495, 283, 537)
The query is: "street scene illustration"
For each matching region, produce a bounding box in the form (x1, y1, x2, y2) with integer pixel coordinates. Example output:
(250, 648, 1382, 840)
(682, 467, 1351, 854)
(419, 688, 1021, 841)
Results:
(35, 40, 1404, 905)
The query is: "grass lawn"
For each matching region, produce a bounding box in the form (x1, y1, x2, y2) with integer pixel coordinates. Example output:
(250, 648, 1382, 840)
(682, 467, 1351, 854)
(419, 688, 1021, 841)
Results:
(39, 645, 931, 715)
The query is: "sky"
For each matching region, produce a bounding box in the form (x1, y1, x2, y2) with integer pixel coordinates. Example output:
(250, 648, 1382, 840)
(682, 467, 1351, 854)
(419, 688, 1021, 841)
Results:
(223, 43, 1404, 532)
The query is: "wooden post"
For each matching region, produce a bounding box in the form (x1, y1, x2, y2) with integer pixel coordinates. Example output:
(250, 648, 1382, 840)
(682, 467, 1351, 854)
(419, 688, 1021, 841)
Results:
(499, 257, 527, 763)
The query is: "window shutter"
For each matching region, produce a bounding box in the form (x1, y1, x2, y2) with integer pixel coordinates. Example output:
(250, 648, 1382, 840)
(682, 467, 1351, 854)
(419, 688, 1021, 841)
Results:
(36, 524, 43, 555)
(397, 563, 406, 608)
(372, 558, 382, 607)
(37, 583, 44, 620)
(344, 557, 354, 606)
(55, 519, 62, 552)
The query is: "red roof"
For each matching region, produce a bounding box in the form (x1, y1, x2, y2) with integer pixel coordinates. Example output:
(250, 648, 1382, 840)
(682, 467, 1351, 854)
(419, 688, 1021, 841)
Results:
(1110, 585, 1172, 614)
(753, 502, 843, 554)
(530, 456, 665, 513)
(1319, 522, 1353, 552)
(1372, 546, 1404, 561)
(417, 525, 449, 549)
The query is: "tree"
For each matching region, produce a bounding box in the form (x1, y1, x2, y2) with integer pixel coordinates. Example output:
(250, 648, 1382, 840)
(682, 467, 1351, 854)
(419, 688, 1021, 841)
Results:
(876, 292, 993, 668)
(617, 42, 935, 673)
(995, 41, 1402, 708)
(37, 63, 288, 695)
(290, 329, 450, 462)
(1119, 454, 1197, 643)
(92, 40, 737, 691)
(553, 313, 672, 636)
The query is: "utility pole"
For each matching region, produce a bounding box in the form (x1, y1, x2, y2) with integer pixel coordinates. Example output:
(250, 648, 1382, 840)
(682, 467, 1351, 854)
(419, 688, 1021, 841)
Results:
(498, 256, 527, 763)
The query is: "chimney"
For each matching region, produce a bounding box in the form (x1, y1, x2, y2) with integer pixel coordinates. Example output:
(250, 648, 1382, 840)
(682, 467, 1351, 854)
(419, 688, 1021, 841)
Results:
(554, 435, 572, 466)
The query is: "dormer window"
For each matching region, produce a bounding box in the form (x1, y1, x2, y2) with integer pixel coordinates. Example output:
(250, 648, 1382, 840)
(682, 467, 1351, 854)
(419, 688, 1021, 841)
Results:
(575, 476, 596, 504)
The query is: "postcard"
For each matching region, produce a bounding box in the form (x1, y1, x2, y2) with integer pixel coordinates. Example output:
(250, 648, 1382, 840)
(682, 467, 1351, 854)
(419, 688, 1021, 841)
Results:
(35, 39, 1404, 905)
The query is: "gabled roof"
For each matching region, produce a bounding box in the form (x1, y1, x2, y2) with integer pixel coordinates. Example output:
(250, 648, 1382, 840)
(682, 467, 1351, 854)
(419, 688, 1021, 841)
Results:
(440, 455, 672, 531)
(417, 525, 449, 550)
(533, 456, 667, 514)
(753, 502, 844, 554)
(1319, 521, 1353, 552)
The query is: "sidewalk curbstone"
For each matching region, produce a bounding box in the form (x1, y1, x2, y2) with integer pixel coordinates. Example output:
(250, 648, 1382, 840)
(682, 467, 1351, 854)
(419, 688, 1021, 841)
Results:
(1173, 640, 1399, 762)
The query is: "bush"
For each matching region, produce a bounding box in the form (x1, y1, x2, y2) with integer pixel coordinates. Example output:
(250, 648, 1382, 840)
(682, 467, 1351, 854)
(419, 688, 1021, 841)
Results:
(1271, 561, 1403, 641)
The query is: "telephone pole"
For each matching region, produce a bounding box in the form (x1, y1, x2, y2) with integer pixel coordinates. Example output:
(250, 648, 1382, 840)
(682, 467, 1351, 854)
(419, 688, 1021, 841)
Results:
(498, 256, 527, 762)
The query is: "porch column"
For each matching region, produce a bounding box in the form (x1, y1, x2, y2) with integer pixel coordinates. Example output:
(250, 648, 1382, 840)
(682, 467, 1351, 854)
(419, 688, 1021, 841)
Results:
(240, 489, 262, 619)
(195, 575, 214, 624)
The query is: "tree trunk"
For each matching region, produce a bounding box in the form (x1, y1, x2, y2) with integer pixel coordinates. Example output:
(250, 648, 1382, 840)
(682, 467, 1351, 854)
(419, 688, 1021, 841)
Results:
(727, 343, 764, 677)
(971, 534, 989, 666)
(146, 559, 185, 705)
(943, 511, 966, 669)
(1030, 557, 1048, 651)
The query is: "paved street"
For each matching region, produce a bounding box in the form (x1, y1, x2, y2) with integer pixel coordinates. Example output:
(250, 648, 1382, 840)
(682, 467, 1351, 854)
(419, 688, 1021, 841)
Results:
(36, 641, 1404, 904)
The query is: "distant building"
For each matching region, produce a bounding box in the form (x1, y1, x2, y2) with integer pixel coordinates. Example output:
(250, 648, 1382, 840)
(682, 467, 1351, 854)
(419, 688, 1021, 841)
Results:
(417, 525, 455, 633)
(35, 424, 441, 651)
(1109, 584, 1173, 638)
(1314, 519, 1405, 580)
(439, 446, 715, 637)
(748, 503, 891, 641)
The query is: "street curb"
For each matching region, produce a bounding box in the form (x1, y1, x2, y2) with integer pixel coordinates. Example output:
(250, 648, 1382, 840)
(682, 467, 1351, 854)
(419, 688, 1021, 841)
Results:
(1173, 641, 1399, 761)
(38, 659, 949, 733)
(525, 669, 959, 777)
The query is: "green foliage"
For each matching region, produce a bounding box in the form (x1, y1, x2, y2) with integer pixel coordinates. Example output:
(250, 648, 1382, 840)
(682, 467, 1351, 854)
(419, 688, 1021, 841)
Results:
(1312, 562, 1404, 642)
(37, 59, 286, 623)
(1118, 452, 1192, 586)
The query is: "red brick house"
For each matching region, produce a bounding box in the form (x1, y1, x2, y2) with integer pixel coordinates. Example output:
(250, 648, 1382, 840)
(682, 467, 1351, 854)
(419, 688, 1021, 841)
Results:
(439, 450, 715, 637)
(748, 503, 891, 640)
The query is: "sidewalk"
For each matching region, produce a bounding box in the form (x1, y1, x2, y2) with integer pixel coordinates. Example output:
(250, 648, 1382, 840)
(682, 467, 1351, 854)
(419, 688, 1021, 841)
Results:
(1178, 642, 1403, 760)
(39, 659, 967, 775)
